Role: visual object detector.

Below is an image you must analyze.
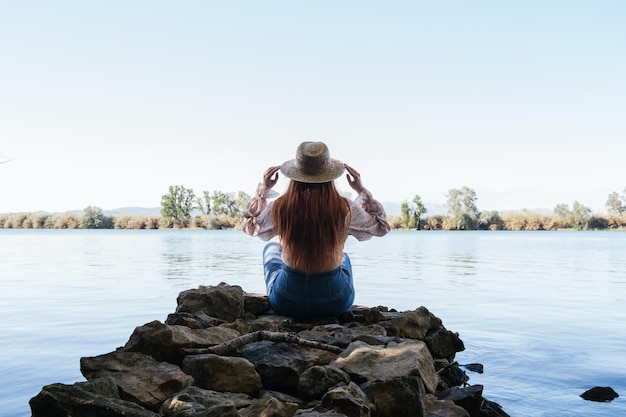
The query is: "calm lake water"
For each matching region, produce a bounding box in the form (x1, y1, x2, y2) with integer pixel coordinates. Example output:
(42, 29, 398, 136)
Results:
(1, 229, 624, 416)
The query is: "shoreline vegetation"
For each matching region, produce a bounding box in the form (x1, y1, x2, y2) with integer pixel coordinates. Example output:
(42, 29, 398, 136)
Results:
(2, 185, 626, 231)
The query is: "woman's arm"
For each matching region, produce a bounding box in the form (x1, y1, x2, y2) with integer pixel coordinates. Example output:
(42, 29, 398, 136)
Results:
(242, 166, 280, 240)
(345, 164, 391, 241)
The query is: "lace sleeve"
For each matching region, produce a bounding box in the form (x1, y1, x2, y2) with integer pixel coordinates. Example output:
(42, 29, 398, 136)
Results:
(242, 183, 279, 241)
(347, 189, 391, 241)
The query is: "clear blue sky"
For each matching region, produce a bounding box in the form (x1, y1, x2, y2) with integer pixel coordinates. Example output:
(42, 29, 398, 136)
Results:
(2, 1, 625, 213)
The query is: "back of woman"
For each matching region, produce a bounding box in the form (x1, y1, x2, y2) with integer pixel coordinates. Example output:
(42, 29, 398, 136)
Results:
(242, 141, 390, 319)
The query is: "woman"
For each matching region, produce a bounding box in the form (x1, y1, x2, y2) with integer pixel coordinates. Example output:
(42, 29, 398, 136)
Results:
(242, 141, 390, 319)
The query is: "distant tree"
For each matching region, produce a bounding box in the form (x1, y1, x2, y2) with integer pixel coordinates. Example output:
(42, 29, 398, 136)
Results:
(446, 186, 479, 230)
(80, 206, 109, 229)
(196, 190, 212, 215)
(478, 210, 504, 230)
(569, 201, 592, 230)
(235, 191, 252, 216)
(553, 204, 570, 218)
(210, 191, 236, 216)
(161, 185, 195, 227)
(606, 191, 626, 214)
(400, 194, 427, 229)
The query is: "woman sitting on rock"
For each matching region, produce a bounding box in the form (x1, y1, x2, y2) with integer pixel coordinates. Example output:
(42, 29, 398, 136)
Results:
(242, 141, 390, 319)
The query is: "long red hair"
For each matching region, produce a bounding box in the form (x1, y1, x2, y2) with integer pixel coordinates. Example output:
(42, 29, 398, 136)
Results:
(272, 181, 351, 270)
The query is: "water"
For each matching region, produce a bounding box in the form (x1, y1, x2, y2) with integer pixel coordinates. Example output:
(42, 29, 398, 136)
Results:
(1, 229, 624, 416)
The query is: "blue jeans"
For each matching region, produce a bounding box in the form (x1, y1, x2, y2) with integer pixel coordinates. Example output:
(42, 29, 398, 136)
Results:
(262, 241, 355, 320)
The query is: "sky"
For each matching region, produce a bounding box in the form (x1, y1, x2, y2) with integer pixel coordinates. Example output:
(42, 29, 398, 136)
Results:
(1, 1, 625, 214)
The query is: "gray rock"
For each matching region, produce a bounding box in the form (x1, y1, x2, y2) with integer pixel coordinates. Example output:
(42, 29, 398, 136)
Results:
(238, 394, 299, 417)
(80, 351, 194, 411)
(244, 292, 271, 316)
(182, 353, 262, 393)
(123, 320, 240, 365)
(360, 376, 427, 417)
(330, 340, 439, 394)
(176, 283, 244, 321)
(319, 382, 374, 417)
(30, 380, 159, 417)
(160, 386, 240, 417)
(240, 340, 337, 395)
(425, 394, 470, 417)
(436, 385, 483, 417)
(299, 365, 352, 400)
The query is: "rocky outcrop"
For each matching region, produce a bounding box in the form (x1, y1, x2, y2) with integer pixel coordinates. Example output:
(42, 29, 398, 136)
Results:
(30, 282, 509, 417)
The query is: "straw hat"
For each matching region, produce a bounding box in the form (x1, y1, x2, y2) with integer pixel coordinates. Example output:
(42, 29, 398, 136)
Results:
(280, 141, 345, 183)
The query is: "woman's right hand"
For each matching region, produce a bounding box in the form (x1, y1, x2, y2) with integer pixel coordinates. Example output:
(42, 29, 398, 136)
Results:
(263, 166, 281, 189)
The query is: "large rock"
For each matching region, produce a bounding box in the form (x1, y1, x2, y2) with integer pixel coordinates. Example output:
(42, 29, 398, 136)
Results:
(80, 351, 194, 411)
(30, 378, 159, 417)
(175, 283, 245, 321)
(160, 386, 240, 417)
(360, 376, 427, 417)
(182, 353, 262, 393)
(299, 365, 352, 400)
(240, 340, 337, 395)
(330, 340, 439, 393)
(123, 320, 240, 365)
(319, 382, 374, 417)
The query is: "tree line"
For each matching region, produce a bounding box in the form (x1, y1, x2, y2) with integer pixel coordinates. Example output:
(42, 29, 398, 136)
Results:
(2, 185, 626, 231)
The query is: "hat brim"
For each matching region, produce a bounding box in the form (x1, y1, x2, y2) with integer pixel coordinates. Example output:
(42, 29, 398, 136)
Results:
(280, 158, 345, 183)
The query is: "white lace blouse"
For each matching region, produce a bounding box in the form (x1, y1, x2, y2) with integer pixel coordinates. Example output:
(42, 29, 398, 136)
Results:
(242, 183, 390, 242)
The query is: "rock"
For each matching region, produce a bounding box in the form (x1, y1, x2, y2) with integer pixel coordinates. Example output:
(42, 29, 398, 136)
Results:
(160, 386, 240, 417)
(244, 292, 272, 316)
(319, 382, 374, 417)
(182, 353, 262, 393)
(165, 311, 224, 328)
(330, 340, 439, 393)
(176, 282, 245, 321)
(32, 282, 509, 417)
(240, 340, 337, 395)
(580, 386, 619, 402)
(388, 307, 434, 339)
(238, 394, 299, 417)
(299, 365, 352, 400)
(80, 351, 194, 411)
(123, 319, 240, 365)
(360, 376, 427, 417)
(425, 394, 470, 417)
(30, 380, 159, 417)
(424, 326, 465, 361)
(436, 385, 484, 417)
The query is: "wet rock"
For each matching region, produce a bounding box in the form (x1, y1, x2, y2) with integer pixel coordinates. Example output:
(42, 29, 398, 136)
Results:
(580, 386, 619, 402)
(436, 385, 483, 417)
(80, 351, 194, 411)
(425, 394, 470, 417)
(330, 340, 438, 393)
(182, 353, 262, 393)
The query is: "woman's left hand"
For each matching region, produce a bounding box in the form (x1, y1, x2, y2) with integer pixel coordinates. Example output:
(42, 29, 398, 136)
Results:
(345, 164, 365, 194)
